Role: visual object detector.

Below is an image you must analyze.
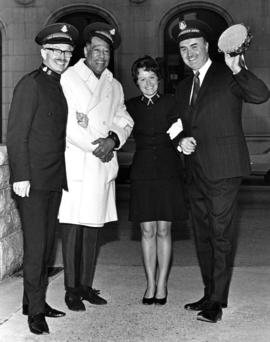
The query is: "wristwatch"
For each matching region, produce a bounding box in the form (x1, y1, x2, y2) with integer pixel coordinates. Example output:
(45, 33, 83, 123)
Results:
(108, 131, 120, 149)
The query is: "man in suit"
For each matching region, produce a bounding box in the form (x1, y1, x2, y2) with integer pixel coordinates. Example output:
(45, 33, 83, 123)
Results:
(7, 23, 78, 334)
(58, 22, 133, 312)
(172, 20, 270, 323)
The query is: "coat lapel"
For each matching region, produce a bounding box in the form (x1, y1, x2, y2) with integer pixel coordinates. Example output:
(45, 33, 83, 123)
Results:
(196, 63, 216, 105)
(191, 63, 216, 123)
(182, 77, 193, 122)
(74, 59, 113, 113)
(86, 69, 113, 112)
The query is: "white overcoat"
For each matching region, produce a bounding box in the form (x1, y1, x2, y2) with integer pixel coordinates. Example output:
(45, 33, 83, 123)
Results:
(58, 59, 133, 227)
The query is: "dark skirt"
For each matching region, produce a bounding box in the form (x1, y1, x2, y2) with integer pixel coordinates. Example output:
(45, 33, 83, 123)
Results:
(129, 177, 188, 222)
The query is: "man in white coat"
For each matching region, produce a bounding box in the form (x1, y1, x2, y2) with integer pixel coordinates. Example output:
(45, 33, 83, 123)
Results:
(59, 22, 134, 311)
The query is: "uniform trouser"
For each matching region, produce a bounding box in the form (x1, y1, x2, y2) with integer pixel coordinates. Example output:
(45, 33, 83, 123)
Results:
(16, 189, 62, 316)
(188, 164, 241, 304)
(61, 224, 99, 291)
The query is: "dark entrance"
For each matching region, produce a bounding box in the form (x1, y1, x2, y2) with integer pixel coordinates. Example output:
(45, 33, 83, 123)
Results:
(57, 12, 114, 71)
(164, 9, 229, 93)
(0, 31, 2, 142)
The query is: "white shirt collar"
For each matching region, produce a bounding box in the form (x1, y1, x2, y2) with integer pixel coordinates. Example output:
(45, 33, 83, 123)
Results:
(194, 58, 212, 84)
(189, 58, 212, 104)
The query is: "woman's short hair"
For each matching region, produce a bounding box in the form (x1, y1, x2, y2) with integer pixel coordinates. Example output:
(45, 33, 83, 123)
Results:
(131, 55, 162, 85)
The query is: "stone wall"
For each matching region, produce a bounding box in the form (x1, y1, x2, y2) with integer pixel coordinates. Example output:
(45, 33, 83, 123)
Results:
(0, 145, 22, 280)
(0, 0, 270, 141)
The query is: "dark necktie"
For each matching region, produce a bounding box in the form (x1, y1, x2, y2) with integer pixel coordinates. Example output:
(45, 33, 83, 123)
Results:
(190, 71, 200, 107)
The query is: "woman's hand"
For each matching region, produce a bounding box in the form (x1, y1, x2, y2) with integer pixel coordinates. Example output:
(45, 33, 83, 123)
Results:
(76, 112, 89, 128)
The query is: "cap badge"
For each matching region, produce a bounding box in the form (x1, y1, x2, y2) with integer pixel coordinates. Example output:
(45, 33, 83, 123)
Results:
(61, 25, 68, 33)
(179, 21, 187, 31)
(109, 28, 115, 36)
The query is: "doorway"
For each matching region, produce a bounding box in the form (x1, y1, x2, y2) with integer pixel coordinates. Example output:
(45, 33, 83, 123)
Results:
(57, 12, 115, 71)
(163, 8, 229, 93)
(0, 31, 2, 142)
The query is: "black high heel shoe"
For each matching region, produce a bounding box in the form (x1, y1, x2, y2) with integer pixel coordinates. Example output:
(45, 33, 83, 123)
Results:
(142, 296, 155, 305)
(154, 289, 167, 305)
(154, 296, 167, 305)
(142, 288, 155, 305)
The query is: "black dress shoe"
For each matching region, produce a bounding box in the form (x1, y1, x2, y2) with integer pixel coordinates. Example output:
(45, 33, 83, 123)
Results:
(185, 296, 227, 311)
(28, 313, 49, 335)
(65, 292, 86, 311)
(44, 303, 65, 317)
(184, 296, 209, 311)
(80, 287, 107, 305)
(197, 301, 222, 323)
(91, 288, 101, 295)
(23, 303, 65, 317)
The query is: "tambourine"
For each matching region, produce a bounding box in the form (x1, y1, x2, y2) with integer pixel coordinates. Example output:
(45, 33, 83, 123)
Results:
(218, 24, 252, 56)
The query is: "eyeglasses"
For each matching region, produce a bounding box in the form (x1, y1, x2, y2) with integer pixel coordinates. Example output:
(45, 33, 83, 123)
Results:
(44, 47, 73, 58)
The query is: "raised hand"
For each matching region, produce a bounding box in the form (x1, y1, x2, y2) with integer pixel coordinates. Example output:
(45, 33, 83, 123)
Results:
(224, 53, 242, 74)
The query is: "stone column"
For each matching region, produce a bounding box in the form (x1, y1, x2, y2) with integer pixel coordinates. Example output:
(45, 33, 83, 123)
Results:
(0, 145, 23, 280)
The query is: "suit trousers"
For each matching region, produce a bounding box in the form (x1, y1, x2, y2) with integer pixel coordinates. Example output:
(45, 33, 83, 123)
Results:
(61, 224, 99, 290)
(16, 189, 62, 315)
(188, 160, 241, 304)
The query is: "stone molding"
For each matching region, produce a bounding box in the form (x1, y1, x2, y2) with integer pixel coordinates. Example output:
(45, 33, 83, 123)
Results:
(0, 145, 22, 280)
(14, 0, 35, 5)
(129, 0, 146, 3)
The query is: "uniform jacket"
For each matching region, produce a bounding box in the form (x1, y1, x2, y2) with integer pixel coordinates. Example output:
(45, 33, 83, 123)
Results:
(58, 59, 134, 227)
(175, 62, 270, 180)
(126, 93, 184, 180)
(7, 66, 68, 191)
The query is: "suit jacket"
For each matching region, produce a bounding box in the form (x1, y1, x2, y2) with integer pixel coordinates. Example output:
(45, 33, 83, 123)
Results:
(7, 66, 68, 191)
(175, 62, 270, 180)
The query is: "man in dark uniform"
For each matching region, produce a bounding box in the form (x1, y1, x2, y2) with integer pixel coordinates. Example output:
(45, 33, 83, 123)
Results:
(7, 23, 78, 335)
(172, 20, 270, 323)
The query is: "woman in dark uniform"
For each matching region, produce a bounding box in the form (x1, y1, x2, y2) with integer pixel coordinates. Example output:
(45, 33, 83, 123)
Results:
(126, 56, 187, 305)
